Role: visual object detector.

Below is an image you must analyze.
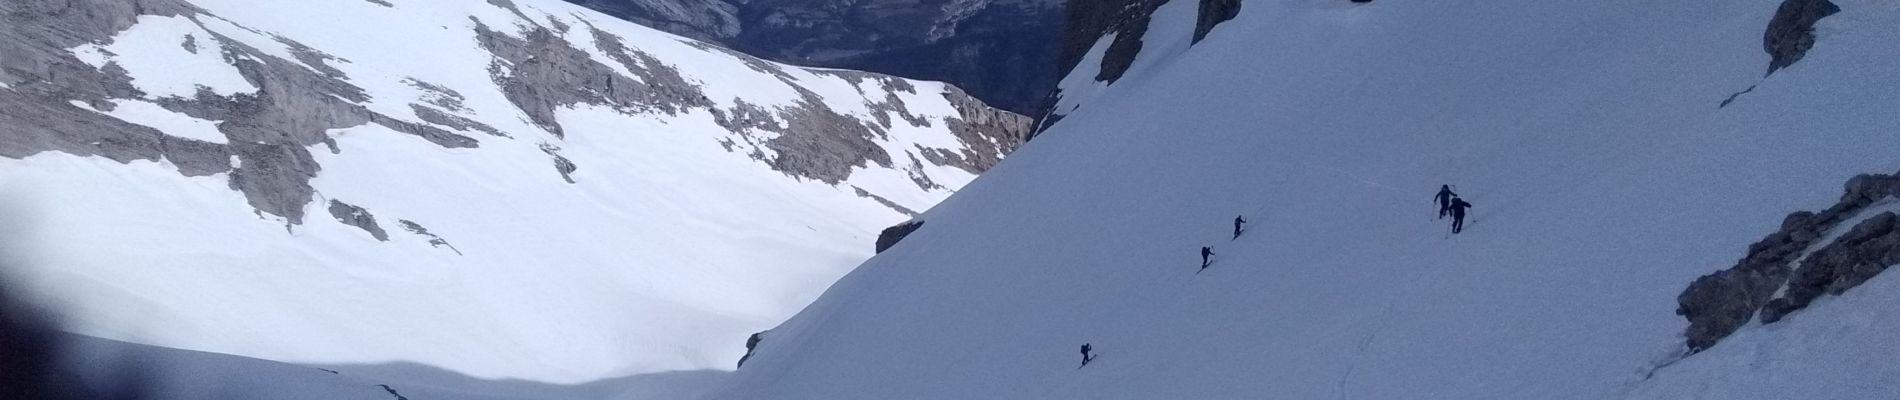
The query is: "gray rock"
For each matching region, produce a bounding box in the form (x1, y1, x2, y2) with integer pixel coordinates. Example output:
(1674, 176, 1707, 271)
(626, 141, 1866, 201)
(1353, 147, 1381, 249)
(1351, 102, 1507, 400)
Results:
(410, 104, 506, 138)
(472, 17, 713, 138)
(366, 111, 481, 148)
(1193, 0, 1241, 44)
(1678, 170, 1900, 351)
(762, 92, 891, 185)
(159, 136, 233, 177)
(0, 0, 192, 165)
(1759, 212, 1897, 323)
(854, 186, 919, 217)
(736, 329, 769, 368)
(875, 219, 925, 253)
(540, 143, 579, 184)
(3, 0, 1029, 231)
(399, 220, 462, 255)
(405, 78, 470, 113)
(1032, 0, 1165, 136)
(1763, 0, 1839, 75)
(327, 200, 388, 241)
(938, 85, 1031, 173)
(228, 142, 320, 224)
(1092, 0, 1166, 84)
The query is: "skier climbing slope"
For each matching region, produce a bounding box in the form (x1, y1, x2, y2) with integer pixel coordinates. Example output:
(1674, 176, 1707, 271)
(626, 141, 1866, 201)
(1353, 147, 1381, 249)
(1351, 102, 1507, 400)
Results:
(1448, 197, 1474, 234)
(712, 1, 1900, 399)
(1434, 185, 1457, 219)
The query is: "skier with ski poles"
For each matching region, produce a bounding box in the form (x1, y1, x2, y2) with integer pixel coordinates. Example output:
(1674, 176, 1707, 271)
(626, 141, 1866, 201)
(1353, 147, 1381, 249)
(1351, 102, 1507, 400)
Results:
(1434, 185, 1458, 219)
(1200, 246, 1215, 270)
(1448, 196, 1474, 234)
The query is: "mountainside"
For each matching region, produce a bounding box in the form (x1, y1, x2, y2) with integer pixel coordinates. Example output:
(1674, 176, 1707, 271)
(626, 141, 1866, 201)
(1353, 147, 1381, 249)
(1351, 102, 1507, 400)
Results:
(0, 0, 1026, 384)
(715, 0, 1900, 399)
(562, 0, 1062, 114)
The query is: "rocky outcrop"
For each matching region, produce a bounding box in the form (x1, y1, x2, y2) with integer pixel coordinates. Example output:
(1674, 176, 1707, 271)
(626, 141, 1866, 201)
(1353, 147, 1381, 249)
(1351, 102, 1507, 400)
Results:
(875, 219, 925, 253)
(1763, 0, 1839, 75)
(399, 220, 462, 255)
(375, 384, 410, 400)
(472, 19, 711, 139)
(736, 330, 769, 368)
(1677, 170, 1900, 352)
(4, 0, 1026, 232)
(0, 0, 204, 173)
(327, 200, 388, 241)
(1760, 212, 1899, 323)
(0, 0, 494, 224)
(1030, 0, 1166, 137)
(1193, 0, 1241, 44)
(938, 85, 1033, 173)
(1084, 0, 1167, 84)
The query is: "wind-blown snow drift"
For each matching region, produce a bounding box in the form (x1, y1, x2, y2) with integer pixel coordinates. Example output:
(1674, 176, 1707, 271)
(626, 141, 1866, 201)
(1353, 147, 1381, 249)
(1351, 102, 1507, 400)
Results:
(0, 0, 1024, 384)
(714, 0, 1900, 399)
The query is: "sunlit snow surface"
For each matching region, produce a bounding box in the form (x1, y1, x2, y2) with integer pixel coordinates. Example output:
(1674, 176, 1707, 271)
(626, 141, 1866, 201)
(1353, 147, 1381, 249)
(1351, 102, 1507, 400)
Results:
(1, 0, 990, 387)
(716, 0, 1900, 399)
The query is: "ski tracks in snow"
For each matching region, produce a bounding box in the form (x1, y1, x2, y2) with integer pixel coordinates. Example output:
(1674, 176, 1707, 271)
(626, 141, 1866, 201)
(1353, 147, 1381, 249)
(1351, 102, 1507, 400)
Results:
(1300, 162, 1411, 199)
(1332, 302, 1398, 400)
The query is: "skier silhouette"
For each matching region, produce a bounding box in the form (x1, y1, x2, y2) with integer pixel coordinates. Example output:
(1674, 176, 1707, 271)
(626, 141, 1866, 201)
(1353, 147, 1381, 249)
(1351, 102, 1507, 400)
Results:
(1232, 215, 1247, 240)
(1200, 246, 1215, 269)
(1080, 343, 1093, 366)
(1434, 185, 1458, 219)
(1448, 196, 1474, 234)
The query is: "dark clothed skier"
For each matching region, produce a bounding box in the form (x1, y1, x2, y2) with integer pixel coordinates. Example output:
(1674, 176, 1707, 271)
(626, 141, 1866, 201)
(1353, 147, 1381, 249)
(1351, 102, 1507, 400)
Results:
(1200, 246, 1215, 269)
(1232, 215, 1247, 240)
(1448, 197, 1474, 234)
(1434, 185, 1458, 219)
(1080, 343, 1093, 365)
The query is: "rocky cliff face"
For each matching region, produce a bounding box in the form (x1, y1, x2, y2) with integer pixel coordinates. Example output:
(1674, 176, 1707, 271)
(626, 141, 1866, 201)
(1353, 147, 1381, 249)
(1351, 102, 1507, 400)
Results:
(0, 0, 1028, 223)
(0, 0, 1031, 381)
(564, 0, 1063, 115)
(1677, 171, 1900, 352)
(1764, 0, 1839, 75)
(1192, 0, 1241, 44)
(1056, 0, 1163, 86)
(1027, 0, 1165, 135)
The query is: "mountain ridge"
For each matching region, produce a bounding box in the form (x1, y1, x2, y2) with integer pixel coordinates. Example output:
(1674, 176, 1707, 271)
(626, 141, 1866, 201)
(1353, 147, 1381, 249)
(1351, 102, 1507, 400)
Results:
(0, 0, 1025, 383)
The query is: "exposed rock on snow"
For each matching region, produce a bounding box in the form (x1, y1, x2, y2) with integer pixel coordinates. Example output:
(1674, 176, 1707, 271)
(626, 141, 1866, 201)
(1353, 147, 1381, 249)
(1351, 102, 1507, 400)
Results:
(1678, 170, 1900, 351)
(736, 330, 768, 368)
(1765, 0, 1840, 75)
(1193, 0, 1241, 44)
(874, 219, 925, 253)
(1031, 0, 1164, 137)
(473, 18, 709, 138)
(0, 0, 1026, 383)
(3, 0, 1027, 224)
(1067, 0, 1165, 85)
(397, 220, 460, 255)
(939, 85, 1032, 172)
(1759, 212, 1897, 321)
(328, 199, 389, 241)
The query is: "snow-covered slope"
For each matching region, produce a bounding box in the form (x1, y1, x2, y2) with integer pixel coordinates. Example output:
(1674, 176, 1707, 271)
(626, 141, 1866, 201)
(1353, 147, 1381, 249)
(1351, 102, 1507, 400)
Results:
(715, 0, 1900, 399)
(0, 0, 1025, 385)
